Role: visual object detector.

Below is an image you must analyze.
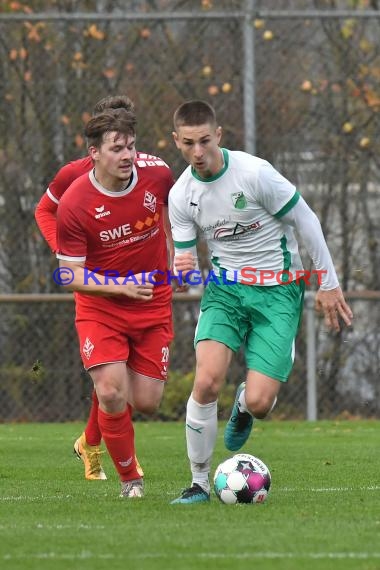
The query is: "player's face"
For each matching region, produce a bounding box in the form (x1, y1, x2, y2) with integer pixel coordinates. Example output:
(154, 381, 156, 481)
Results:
(90, 131, 136, 190)
(173, 123, 223, 178)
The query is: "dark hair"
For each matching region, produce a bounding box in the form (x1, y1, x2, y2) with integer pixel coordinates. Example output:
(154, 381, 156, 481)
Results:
(92, 94, 135, 115)
(85, 108, 137, 148)
(173, 100, 217, 130)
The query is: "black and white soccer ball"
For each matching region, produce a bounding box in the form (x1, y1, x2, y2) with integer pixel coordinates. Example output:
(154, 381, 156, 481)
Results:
(214, 453, 271, 504)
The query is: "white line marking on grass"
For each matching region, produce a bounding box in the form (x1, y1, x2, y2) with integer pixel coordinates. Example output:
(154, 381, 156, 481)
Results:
(0, 436, 73, 441)
(2, 552, 380, 561)
(0, 524, 105, 530)
(2, 485, 379, 502)
(0, 495, 74, 501)
(196, 553, 380, 560)
(154, 436, 176, 440)
(37, 523, 106, 530)
(279, 485, 380, 492)
(2, 552, 116, 560)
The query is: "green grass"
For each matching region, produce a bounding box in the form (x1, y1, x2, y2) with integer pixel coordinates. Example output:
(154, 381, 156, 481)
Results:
(0, 421, 379, 570)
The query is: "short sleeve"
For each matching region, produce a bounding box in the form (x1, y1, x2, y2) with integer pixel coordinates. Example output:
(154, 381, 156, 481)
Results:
(168, 190, 197, 249)
(56, 198, 87, 260)
(255, 161, 299, 217)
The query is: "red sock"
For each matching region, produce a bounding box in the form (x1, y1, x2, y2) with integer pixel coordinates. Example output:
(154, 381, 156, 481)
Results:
(84, 390, 101, 446)
(98, 407, 141, 482)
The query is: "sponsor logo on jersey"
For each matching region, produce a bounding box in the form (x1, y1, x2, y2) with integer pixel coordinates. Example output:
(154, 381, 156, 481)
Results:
(99, 225, 159, 247)
(82, 337, 94, 360)
(231, 191, 247, 209)
(134, 213, 159, 231)
(214, 220, 262, 241)
(99, 215, 160, 243)
(99, 224, 132, 241)
(143, 191, 157, 213)
(94, 205, 111, 219)
(201, 218, 229, 233)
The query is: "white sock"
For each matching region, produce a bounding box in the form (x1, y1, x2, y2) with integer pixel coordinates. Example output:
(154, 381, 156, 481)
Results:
(238, 387, 249, 414)
(186, 394, 217, 494)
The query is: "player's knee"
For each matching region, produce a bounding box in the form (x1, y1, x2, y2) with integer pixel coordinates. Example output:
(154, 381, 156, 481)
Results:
(97, 385, 125, 410)
(193, 374, 220, 402)
(245, 393, 274, 419)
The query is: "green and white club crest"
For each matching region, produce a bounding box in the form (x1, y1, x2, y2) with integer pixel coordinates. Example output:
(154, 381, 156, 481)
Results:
(231, 191, 247, 209)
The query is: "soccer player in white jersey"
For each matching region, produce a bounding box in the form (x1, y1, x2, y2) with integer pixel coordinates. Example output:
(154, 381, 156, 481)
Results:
(169, 100, 353, 504)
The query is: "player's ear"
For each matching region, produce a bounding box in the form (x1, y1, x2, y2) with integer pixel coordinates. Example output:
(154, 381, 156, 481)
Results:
(216, 126, 222, 143)
(88, 145, 99, 161)
(172, 131, 180, 148)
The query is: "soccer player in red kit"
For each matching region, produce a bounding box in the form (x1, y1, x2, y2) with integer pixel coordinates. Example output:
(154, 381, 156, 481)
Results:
(55, 108, 174, 497)
(35, 95, 173, 483)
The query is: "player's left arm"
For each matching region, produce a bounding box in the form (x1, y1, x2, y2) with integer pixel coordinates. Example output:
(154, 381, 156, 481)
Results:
(35, 192, 59, 253)
(35, 162, 80, 253)
(280, 197, 353, 331)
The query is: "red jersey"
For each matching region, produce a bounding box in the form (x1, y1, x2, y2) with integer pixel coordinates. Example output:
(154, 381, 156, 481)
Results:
(35, 152, 169, 252)
(56, 162, 174, 320)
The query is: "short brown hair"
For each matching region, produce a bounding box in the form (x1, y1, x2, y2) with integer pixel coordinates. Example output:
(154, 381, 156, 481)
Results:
(173, 100, 217, 130)
(85, 108, 137, 148)
(92, 94, 135, 115)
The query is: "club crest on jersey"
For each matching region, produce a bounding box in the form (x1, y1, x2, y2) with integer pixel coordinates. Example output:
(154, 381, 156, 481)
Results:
(143, 191, 157, 213)
(82, 337, 94, 360)
(94, 205, 111, 219)
(231, 192, 247, 209)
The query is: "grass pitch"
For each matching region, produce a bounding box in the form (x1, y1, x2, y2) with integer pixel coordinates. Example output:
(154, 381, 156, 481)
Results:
(0, 420, 379, 570)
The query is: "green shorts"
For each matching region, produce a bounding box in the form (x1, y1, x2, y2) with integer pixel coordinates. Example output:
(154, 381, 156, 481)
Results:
(195, 280, 305, 382)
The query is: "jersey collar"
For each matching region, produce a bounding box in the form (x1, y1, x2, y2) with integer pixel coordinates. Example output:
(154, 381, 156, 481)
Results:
(191, 148, 229, 183)
(89, 166, 138, 197)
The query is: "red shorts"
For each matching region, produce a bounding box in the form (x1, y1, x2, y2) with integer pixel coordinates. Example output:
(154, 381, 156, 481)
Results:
(76, 309, 173, 380)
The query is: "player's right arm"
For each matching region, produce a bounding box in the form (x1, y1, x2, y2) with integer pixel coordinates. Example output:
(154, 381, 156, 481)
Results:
(168, 185, 198, 275)
(57, 259, 154, 300)
(56, 191, 154, 300)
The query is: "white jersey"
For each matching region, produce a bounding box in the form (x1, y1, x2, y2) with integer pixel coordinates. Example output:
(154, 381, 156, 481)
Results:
(169, 148, 304, 286)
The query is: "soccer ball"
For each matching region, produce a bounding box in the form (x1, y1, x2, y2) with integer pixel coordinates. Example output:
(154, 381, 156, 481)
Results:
(214, 453, 271, 504)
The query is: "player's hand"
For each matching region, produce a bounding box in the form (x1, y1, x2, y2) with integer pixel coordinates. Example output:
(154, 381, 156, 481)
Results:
(172, 252, 197, 291)
(315, 287, 353, 332)
(174, 252, 197, 273)
(122, 273, 154, 300)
